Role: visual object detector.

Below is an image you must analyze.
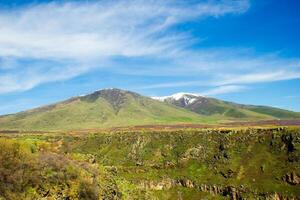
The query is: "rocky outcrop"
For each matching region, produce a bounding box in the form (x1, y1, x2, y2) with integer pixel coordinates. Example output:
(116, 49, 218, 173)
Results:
(180, 145, 206, 162)
(138, 178, 176, 190)
(128, 136, 149, 160)
(281, 134, 296, 153)
(177, 179, 195, 188)
(138, 178, 299, 200)
(282, 172, 300, 185)
(138, 178, 243, 199)
(266, 193, 298, 200)
(223, 186, 243, 200)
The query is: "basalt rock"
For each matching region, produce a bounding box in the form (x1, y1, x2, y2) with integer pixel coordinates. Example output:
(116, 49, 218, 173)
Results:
(177, 179, 195, 188)
(137, 178, 298, 200)
(281, 134, 296, 153)
(223, 186, 243, 200)
(220, 169, 235, 178)
(139, 178, 176, 190)
(266, 193, 298, 200)
(282, 172, 300, 185)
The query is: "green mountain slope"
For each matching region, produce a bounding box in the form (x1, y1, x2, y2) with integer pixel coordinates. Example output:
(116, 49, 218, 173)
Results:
(157, 93, 300, 120)
(242, 105, 300, 119)
(0, 89, 215, 131)
(1, 89, 299, 131)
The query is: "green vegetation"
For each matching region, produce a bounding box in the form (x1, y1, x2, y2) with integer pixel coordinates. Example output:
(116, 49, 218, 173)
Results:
(0, 89, 299, 199)
(0, 127, 299, 199)
(243, 105, 300, 119)
(1, 89, 299, 131)
(0, 138, 100, 199)
(164, 94, 300, 120)
(0, 89, 215, 131)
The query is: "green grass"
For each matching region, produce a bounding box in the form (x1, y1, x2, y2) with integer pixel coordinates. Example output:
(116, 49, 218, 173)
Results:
(1, 89, 299, 132)
(244, 105, 300, 119)
(167, 95, 300, 120)
(191, 98, 278, 119)
(0, 92, 216, 131)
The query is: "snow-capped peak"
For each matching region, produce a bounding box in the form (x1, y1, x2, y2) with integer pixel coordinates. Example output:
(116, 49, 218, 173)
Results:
(152, 92, 201, 105)
(170, 92, 199, 100)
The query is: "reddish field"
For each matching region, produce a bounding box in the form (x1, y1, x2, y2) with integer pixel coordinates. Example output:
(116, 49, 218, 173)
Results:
(90, 119, 300, 132)
(223, 119, 300, 126)
(0, 120, 300, 134)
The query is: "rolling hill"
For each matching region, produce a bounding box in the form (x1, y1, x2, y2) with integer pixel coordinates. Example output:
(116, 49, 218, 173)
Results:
(153, 93, 300, 120)
(1, 89, 300, 131)
(0, 89, 214, 131)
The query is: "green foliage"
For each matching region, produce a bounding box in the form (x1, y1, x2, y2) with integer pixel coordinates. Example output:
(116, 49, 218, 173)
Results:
(0, 138, 98, 200)
(58, 127, 300, 199)
(0, 127, 299, 199)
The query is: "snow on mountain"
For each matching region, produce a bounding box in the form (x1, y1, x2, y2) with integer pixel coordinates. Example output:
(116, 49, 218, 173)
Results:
(152, 92, 201, 106)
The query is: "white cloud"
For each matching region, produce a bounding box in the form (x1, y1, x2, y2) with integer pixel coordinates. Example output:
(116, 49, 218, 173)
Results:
(0, 0, 249, 60)
(200, 85, 247, 96)
(0, 58, 101, 93)
(138, 80, 211, 89)
(218, 70, 300, 85)
(1, 0, 300, 96)
(113, 48, 300, 83)
(0, 0, 251, 93)
(284, 95, 300, 99)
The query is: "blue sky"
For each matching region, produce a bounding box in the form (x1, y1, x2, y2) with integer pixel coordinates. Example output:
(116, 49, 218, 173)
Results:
(0, 0, 300, 115)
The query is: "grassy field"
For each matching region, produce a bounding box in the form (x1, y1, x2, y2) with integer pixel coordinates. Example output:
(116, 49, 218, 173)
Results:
(0, 126, 299, 199)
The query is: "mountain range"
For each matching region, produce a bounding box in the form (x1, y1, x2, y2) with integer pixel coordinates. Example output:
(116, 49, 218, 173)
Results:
(153, 92, 300, 119)
(0, 88, 299, 131)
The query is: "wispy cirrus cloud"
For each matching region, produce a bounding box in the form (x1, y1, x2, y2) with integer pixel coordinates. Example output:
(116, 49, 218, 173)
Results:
(200, 85, 247, 96)
(0, 0, 249, 60)
(217, 70, 300, 85)
(135, 53, 300, 92)
(0, 0, 251, 94)
(1, 0, 300, 97)
(138, 80, 210, 89)
(0, 59, 93, 93)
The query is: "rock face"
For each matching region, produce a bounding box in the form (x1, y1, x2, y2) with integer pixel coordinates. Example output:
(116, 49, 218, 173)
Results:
(281, 134, 296, 153)
(267, 193, 298, 200)
(138, 178, 243, 199)
(180, 145, 206, 161)
(223, 186, 243, 200)
(178, 179, 195, 188)
(138, 178, 176, 190)
(139, 178, 299, 200)
(283, 172, 300, 185)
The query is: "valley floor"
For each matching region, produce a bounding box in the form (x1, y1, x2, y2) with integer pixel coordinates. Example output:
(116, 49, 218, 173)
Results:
(0, 126, 299, 199)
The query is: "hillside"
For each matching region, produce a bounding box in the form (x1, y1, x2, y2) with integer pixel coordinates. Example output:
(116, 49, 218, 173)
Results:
(1, 89, 300, 131)
(0, 89, 214, 131)
(153, 93, 300, 120)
